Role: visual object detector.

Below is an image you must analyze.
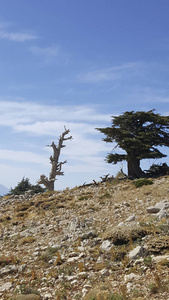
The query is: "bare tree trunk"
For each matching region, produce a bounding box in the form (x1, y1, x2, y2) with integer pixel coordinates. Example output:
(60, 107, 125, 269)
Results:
(38, 127, 72, 191)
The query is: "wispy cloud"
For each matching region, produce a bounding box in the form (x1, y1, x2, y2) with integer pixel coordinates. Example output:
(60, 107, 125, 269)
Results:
(0, 100, 113, 188)
(30, 45, 60, 57)
(0, 29, 37, 42)
(77, 62, 142, 83)
(0, 101, 110, 135)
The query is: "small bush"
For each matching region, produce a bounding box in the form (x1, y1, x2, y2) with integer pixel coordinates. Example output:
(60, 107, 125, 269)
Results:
(8, 177, 46, 195)
(133, 178, 153, 188)
(78, 196, 88, 201)
(144, 256, 153, 267)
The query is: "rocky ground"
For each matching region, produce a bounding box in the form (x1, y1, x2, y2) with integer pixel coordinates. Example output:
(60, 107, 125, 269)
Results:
(0, 176, 169, 299)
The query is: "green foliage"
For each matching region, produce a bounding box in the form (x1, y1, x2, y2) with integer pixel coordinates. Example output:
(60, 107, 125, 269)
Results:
(144, 256, 153, 267)
(133, 178, 153, 188)
(78, 196, 88, 200)
(8, 177, 46, 195)
(96, 110, 169, 178)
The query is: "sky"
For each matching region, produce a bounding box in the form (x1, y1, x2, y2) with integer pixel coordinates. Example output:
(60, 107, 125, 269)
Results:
(0, 0, 169, 190)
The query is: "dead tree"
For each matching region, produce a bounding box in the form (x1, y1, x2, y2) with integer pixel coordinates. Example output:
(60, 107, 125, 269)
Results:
(38, 127, 72, 191)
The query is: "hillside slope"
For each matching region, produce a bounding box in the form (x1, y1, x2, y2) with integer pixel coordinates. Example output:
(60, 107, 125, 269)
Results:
(0, 176, 169, 299)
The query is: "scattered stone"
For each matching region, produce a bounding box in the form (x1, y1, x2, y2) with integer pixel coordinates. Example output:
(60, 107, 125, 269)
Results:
(117, 222, 125, 226)
(124, 272, 140, 282)
(152, 254, 169, 263)
(0, 282, 12, 291)
(125, 214, 136, 222)
(146, 206, 161, 213)
(67, 256, 79, 263)
(44, 293, 53, 299)
(0, 176, 169, 300)
(128, 246, 144, 260)
(157, 209, 169, 220)
(155, 201, 169, 210)
(100, 240, 112, 251)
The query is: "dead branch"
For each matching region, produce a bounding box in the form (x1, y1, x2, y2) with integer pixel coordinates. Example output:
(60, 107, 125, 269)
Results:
(38, 127, 72, 191)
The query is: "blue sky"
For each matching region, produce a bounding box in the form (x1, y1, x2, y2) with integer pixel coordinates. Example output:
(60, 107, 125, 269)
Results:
(0, 0, 169, 190)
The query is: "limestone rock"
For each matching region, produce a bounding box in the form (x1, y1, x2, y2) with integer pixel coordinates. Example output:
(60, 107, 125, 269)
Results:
(128, 245, 144, 260)
(124, 272, 140, 282)
(155, 200, 169, 210)
(100, 240, 112, 251)
(157, 209, 169, 220)
(125, 214, 136, 222)
(146, 206, 161, 213)
(152, 254, 169, 264)
(0, 282, 12, 291)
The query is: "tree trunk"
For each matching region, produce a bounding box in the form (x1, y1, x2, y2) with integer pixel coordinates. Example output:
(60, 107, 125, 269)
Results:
(38, 128, 72, 191)
(127, 157, 145, 179)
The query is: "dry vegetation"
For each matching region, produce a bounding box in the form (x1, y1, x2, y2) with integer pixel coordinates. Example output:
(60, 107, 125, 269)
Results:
(0, 176, 169, 299)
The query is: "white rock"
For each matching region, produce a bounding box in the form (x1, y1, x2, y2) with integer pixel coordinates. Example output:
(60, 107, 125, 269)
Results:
(128, 246, 143, 260)
(155, 201, 169, 210)
(152, 255, 169, 263)
(117, 222, 125, 226)
(157, 209, 169, 220)
(125, 215, 136, 222)
(66, 275, 77, 281)
(44, 293, 53, 299)
(100, 240, 112, 251)
(0, 282, 12, 291)
(67, 256, 79, 263)
(146, 206, 160, 213)
(124, 273, 140, 282)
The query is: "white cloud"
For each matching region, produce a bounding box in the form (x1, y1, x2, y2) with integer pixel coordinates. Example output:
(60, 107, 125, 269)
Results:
(0, 100, 114, 188)
(77, 62, 142, 83)
(0, 101, 110, 135)
(0, 29, 37, 42)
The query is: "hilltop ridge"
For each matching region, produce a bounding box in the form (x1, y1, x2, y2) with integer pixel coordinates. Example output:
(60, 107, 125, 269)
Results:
(0, 176, 169, 299)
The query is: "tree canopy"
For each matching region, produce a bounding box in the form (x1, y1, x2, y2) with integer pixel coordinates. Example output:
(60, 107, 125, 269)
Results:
(9, 177, 46, 195)
(96, 110, 169, 178)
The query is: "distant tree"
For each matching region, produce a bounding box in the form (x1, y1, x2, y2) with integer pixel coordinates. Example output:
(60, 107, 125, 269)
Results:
(38, 127, 72, 191)
(96, 110, 169, 178)
(9, 177, 45, 195)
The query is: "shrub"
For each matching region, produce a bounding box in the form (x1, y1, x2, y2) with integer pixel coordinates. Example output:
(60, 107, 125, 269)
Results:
(8, 177, 46, 195)
(133, 178, 153, 188)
